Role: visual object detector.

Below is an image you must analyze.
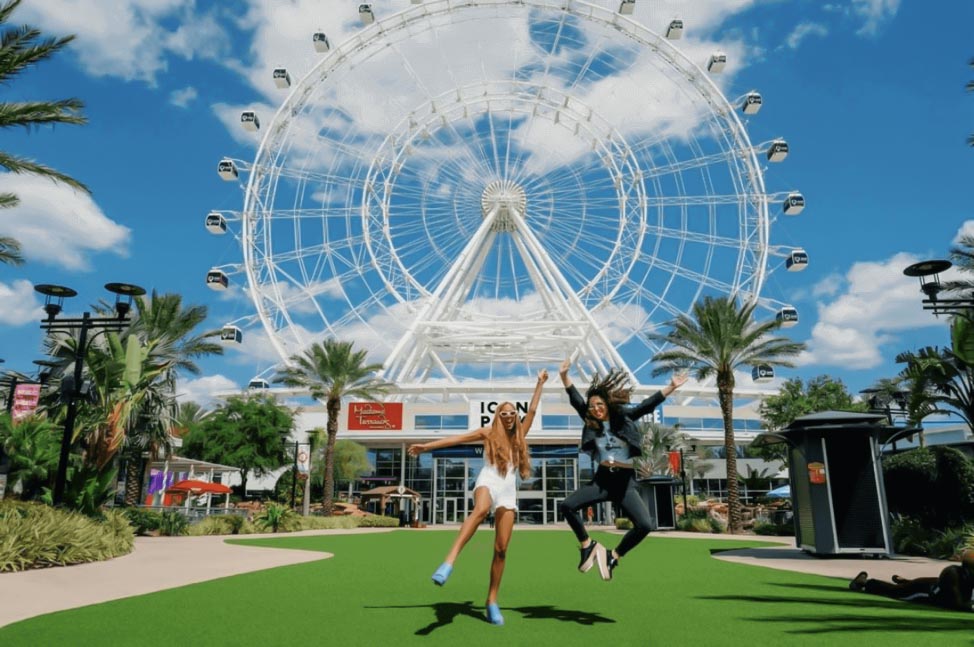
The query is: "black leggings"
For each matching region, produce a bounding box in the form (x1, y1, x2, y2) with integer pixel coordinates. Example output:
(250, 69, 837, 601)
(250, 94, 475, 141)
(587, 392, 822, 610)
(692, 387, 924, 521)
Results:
(559, 467, 653, 557)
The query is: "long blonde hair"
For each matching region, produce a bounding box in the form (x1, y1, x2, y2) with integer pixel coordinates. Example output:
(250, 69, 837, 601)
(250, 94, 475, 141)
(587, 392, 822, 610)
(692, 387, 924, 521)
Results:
(483, 401, 532, 479)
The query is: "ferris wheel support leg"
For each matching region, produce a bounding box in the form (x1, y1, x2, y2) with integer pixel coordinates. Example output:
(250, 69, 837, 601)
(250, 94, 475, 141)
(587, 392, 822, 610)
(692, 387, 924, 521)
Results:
(382, 207, 502, 383)
(506, 206, 631, 380)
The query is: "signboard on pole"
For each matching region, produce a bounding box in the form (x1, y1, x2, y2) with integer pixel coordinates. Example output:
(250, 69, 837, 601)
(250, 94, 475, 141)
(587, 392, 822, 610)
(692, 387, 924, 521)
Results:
(11, 383, 41, 421)
(296, 446, 312, 476)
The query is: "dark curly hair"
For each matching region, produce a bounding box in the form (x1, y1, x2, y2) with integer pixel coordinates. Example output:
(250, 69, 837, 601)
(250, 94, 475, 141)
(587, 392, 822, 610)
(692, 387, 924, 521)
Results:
(583, 369, 633, 431)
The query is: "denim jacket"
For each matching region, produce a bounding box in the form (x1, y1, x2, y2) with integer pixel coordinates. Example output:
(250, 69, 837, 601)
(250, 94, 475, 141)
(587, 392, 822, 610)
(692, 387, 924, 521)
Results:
(565, 385, 665, 459)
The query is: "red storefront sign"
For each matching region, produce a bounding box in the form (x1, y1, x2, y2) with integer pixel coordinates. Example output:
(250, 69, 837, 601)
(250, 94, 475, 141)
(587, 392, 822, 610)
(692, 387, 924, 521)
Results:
(668, 450, 682, 475)
(12, 383, 41, 421)
(348, 402, 403, 430)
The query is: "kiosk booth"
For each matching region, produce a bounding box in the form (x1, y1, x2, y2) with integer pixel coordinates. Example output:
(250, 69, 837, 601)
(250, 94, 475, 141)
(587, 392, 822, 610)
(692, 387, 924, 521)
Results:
(636, 475, 679, 530)
(752, 411, 917, 557)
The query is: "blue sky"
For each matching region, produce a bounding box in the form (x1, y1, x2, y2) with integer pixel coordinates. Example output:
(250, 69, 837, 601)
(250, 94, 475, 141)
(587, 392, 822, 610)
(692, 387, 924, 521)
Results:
(1, 0, 972, 407)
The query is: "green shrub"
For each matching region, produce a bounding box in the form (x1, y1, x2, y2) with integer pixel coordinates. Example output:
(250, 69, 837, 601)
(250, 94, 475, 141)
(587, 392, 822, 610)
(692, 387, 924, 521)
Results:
(357, 514, 400, 528)
(159, 510, 189, 536)
(0, 501, 134, 572)
(753, 521, 794, 536)
(928, 524, 974, 560)
(615, 517, 634, 530)
(187, 515, 256, 536)
(891, 515, 934, 556)
(884, 447, 974, 527)
(297, 515, 359, 531)
(123, 508, 164, 535)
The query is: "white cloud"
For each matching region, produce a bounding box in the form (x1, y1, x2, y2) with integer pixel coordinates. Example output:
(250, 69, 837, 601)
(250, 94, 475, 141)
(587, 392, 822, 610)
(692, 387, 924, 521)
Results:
(0, 174, 131, 270)
(169, 86, 198, 108)
(952, 219, 974, 245)
(176, 374, 240, 407)
(782, 22, 828, 50)
(20, 0, 230, 84)
(811, 273, 844, 298)
(0, 279, 45, 325)
(852, 0, 900, 36)
(798, 251, 956, 370)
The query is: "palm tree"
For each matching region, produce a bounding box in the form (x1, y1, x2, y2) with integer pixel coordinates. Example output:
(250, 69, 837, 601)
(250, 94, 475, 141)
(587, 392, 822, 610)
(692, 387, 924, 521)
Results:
(274, 340, 390, 516)
(0, 0, 89, 265)
(647, 295, 805, 533)
(895, 345, 974, 433)
(116, 294, 223, 505)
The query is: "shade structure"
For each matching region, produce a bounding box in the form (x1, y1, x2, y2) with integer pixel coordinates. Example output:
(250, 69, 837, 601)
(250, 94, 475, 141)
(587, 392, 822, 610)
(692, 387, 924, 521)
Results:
(767, 484, 791, 499)
(165, 479, 232, 495)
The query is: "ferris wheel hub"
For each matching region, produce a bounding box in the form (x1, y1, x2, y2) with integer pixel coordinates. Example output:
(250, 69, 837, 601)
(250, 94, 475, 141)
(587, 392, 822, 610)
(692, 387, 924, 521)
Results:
(481, 180, 527, 232)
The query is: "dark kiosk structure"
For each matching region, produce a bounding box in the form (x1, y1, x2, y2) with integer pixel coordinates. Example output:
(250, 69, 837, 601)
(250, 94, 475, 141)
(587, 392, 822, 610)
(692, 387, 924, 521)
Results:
(753, 411, 916, 557)
(636, 475, 679, 530)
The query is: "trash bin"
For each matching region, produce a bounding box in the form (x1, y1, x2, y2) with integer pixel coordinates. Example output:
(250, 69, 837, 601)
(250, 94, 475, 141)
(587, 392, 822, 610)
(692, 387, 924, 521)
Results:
(752, 410, 916, 557)
(636, 476, 679, 530)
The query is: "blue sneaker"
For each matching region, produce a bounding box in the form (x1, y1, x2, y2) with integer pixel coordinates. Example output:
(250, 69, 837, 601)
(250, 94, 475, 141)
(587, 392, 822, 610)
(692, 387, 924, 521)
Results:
(486, 603, 504, 626)
(431, 562, 452, 586)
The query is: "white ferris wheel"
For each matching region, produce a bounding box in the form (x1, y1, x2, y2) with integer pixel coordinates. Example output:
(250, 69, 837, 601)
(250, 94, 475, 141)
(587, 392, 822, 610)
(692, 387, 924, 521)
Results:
(207, 0, 807, 395)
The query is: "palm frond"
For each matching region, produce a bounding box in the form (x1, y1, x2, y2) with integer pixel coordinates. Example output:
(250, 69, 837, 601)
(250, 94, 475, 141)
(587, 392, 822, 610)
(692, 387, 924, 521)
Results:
(0, 99, 86, 129)
(0, 234, 23, 264)
(0, 150, 89, 193)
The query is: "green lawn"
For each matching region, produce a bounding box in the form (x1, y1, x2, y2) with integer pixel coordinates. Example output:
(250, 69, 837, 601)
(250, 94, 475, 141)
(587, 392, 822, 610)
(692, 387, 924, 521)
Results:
(2, 530, 971, 646)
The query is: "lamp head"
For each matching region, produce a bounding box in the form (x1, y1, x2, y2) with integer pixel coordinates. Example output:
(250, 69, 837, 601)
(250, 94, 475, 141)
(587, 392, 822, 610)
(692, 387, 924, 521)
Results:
(104, 282, 146, 319)
(34, 284, 77, 321)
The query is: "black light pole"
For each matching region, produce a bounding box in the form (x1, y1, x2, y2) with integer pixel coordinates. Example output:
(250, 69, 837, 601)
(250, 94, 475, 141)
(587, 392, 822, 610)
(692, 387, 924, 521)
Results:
(290, 441, 300, 509)
(679, 447, 688, 518)
(36, 282, 145, 506)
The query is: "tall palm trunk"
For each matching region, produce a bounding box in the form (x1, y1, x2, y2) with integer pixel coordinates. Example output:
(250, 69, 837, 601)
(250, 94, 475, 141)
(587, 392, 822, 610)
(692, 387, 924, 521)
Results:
(322, 397, 340, 515)
(718, 371, 742, 533)
(123, 454, 144, 505)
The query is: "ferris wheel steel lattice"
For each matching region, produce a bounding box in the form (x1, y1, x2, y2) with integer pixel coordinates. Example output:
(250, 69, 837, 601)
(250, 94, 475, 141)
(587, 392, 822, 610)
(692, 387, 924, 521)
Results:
(207, 0, 807, 395)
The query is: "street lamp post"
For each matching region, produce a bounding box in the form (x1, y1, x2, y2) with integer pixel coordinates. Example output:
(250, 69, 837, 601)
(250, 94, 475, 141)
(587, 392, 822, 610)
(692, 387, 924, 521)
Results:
(679, 447, 688, 518)
(904, 260, 974, 317)
(35, 282, 145, 506)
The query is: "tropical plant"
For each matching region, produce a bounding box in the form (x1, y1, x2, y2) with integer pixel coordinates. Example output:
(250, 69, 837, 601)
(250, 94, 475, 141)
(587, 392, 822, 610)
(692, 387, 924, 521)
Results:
(634, 420, 685, 478)
(648, 295, 806, 533)
(0, 413, 58, 500)
(274, 340, 390, 516)
(255, 502, 298, 533)
(41, 465, 119, 518)
(332, 439, 372, 498)
(0, 501, 134, 571)
(103, 292, 223, 505)
(181, 394, 294, 494)
(158, 509, 188, 536)
(895, 345, 974, 433)
(0, 0, 89, 265)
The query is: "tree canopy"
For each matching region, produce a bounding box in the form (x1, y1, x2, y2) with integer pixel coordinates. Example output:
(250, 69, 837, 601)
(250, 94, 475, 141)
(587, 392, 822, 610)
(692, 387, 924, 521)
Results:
(181, 395, 295, 493)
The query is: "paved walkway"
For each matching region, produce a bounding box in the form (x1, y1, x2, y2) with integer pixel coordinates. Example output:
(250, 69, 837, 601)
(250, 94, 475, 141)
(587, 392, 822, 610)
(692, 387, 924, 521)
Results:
(0, 526, 955, 629)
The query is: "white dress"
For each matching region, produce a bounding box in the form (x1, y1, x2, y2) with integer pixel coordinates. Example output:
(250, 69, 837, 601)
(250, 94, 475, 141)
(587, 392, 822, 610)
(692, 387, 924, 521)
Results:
(474, 457, 518, 512)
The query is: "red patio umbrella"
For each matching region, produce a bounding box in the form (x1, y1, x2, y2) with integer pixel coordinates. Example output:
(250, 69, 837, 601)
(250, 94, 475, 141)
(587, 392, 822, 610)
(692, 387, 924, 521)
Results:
(165, 479, 232, 495)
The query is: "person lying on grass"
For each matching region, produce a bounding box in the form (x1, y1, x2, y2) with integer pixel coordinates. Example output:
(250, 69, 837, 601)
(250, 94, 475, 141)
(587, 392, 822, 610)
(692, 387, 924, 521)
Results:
(849, 549, 974, 612)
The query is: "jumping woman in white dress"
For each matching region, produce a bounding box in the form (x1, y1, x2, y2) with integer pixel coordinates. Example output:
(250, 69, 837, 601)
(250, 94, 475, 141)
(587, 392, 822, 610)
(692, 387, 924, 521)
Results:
(408, 369, 548, 626)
